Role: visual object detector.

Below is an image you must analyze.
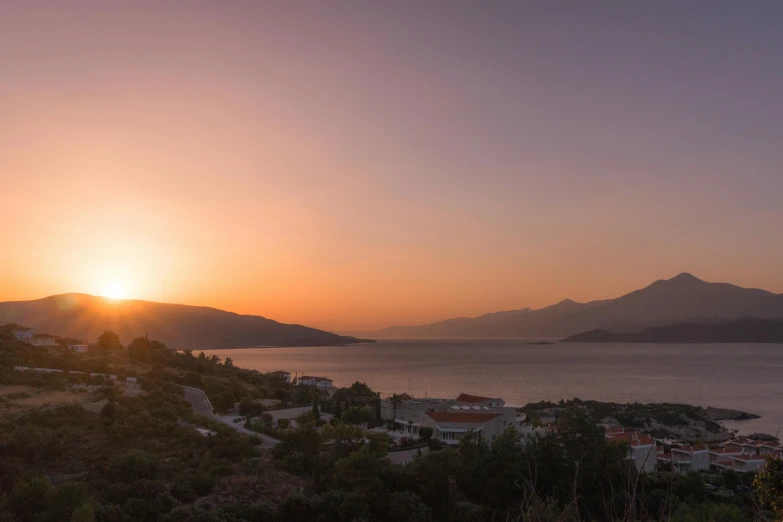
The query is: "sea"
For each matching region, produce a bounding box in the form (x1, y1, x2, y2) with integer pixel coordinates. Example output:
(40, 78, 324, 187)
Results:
(203, 339, 783, 437)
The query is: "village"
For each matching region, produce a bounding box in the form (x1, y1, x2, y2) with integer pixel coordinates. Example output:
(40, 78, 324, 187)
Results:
(263, 368, 783, 473)
(5, 323, 782, 475)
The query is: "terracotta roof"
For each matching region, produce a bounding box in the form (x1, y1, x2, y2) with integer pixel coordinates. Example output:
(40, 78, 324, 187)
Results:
(733, 454, 766, 462)
(710, 447, 743, 454)
(455, 393, 496, 403)
(426, 411, 501, 424)
(657, 453, 672, 460)
(630, 438, 655, 447)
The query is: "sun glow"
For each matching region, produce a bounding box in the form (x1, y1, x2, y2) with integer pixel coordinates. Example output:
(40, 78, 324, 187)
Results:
(101, 281, 129, 300)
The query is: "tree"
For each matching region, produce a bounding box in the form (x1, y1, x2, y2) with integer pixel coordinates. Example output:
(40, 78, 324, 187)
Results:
(418, 426, 433, 442)
(223, 357, 233, 367)
(341, 405, 374, 425)
(755, 458, 783, 518)
(97, 330, 122, 351)
(312, 397, 321, 425)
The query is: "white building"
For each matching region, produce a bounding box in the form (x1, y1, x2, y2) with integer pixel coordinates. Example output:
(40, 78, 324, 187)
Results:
(605, 428, 657, 472)
(68, 344, 89, 353)
(670, 445, 710, 472)
(381, 392, 530, 445)
(4, 324, 34, 342)
(267, 370, 292, 383)
(299, 375, 334, 390)
(32, 334, 58, 347)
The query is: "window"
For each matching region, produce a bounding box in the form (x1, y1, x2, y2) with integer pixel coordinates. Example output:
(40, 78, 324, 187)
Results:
(442, 431, 455, 441)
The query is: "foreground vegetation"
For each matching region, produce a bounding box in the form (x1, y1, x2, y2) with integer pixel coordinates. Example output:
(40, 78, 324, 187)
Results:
(1, 329, 782, 521)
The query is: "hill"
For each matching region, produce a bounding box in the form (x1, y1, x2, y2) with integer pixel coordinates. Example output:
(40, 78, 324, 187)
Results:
(371, 273, 783, 338)
(563, 317, 783, 343)
(0, 293, 371, 349)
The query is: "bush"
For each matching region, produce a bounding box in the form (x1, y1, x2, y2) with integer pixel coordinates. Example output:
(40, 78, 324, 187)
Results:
(277, 418, 290, 429)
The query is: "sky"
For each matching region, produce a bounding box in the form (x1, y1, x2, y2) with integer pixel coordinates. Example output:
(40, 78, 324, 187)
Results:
(2, 1, 783, 332)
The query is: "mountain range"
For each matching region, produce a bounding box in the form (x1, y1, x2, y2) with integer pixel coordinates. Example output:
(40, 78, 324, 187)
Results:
(0, 293, 370, 349)
(370, 273, 783, 338)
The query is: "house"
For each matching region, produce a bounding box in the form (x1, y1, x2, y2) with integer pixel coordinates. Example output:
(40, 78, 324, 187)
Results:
(709, 447, 743, 467)
(382, 392, 530, 442)
(725, 438, 751, 452)
(267, 370, 292, 383)
(605, 428, 657, 472)
(731, 454, 768, 473)
(69, 344, 89, 353)
(2, 324, 34, 342)
(421, 411, 505, 444)
(299, 375, 334, 390)
(670, 445, 710, 472)
(741, 440, 765, 455)
(32, 334, 58, 347)
(454, 393, 505, 408)
(758, 442, 781, 456)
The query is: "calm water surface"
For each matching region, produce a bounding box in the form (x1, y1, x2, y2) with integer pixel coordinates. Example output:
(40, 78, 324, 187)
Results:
(204, 339, 783, 436)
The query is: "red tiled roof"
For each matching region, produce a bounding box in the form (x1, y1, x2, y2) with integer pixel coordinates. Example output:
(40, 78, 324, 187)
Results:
(733, 454, 766, 462)
(630, 438, 655, 447)
(455, 393, 496, 403)
(710, 447, 743, 454)
(426, 411, 501, 424)
(657, 453, 672, 460)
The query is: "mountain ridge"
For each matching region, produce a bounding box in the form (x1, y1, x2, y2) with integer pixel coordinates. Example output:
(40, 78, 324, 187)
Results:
(0, 293, 372, 349)
(562, 317, 783, 343)
(369, 273, 783, 339)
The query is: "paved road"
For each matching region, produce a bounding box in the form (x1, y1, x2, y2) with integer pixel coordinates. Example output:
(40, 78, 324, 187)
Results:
(181, 387, 280, 448)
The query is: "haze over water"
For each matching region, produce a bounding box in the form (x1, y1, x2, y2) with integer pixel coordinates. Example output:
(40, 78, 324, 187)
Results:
(206, 339, 783, 437)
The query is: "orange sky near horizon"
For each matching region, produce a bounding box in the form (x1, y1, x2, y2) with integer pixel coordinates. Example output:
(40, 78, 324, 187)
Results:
(3, 2, 783, 332)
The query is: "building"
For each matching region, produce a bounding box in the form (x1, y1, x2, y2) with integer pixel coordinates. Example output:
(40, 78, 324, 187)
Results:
(758, 442, 781, 456)
(605, 427, 657, 472)
(299, 375, 334, 390)
(2, 324, 34, 342)
(267, 371, 292, 383)
(731, 454, 768, 473)
(68, 344, 89, 353)
(454, 393, 505, 408)
(381, 392, 530, 444)
(421, 411, 506, 444)
(31, 334, 58, 347)
(709, 446, 744, 471)
(670, 445, 710, 472)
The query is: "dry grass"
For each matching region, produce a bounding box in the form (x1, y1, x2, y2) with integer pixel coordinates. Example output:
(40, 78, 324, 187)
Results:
(0, 386, 87, 419)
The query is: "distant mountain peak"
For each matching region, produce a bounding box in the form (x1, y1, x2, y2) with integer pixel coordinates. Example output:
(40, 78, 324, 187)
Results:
(669, 272, 703, 282)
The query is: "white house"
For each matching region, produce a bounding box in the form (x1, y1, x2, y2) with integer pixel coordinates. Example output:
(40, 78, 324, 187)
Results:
(731, 454, 768, 473)
(268, 370, 292, 383)
(4, 324, 34, 342)
(382, 392, 529, 444)
(605, 428, 657, 472)
(422, 411, 506, 445)
(32, 334, 58, 347)
(299, 375, 334, 390)
(671, 445, 710, 472)
(68, 344, 89, 353)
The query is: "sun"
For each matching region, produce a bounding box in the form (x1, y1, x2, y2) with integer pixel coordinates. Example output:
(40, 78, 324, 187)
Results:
(101, 281, 129, 300)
